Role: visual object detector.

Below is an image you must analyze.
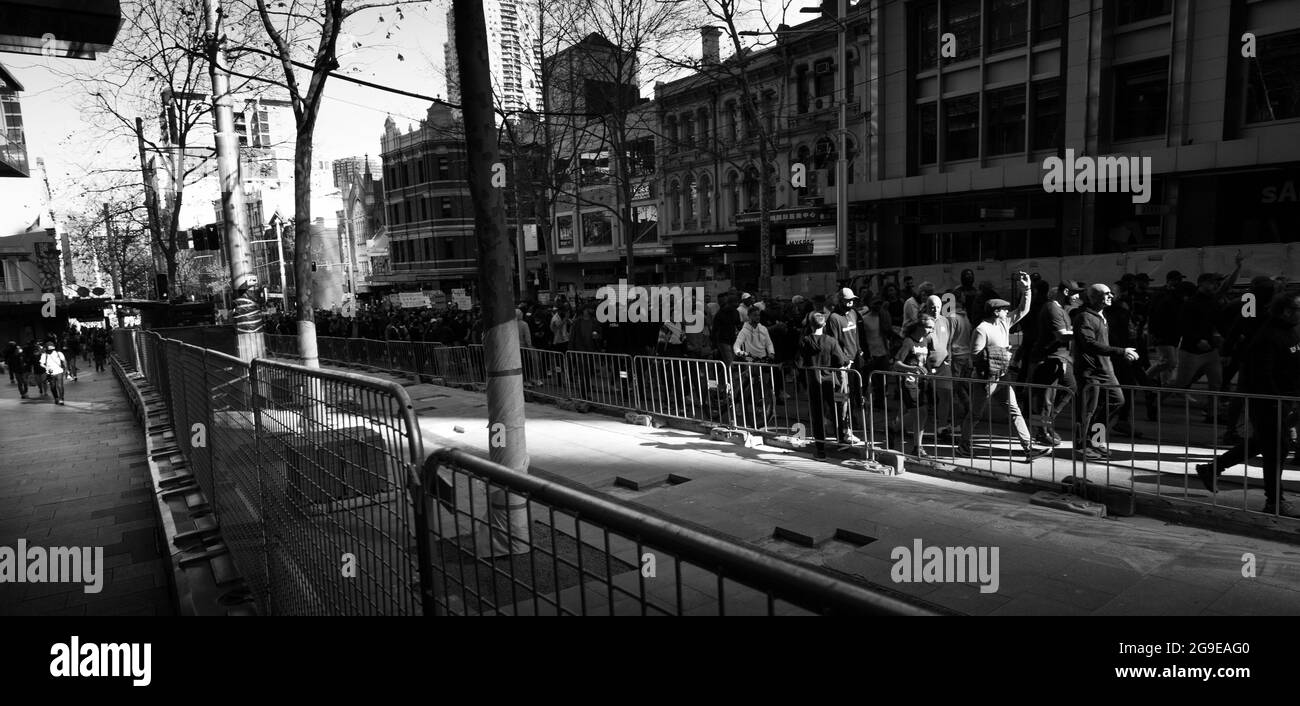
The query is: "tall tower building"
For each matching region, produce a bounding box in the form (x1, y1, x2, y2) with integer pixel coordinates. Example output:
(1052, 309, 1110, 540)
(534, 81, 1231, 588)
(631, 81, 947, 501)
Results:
(443, 0, 541, 114)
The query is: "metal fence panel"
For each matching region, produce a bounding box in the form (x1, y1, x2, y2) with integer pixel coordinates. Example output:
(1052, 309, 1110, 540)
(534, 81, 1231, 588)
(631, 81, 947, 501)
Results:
(419, 447, 938, 616)
(632, 356, 735, 426)
(566, 351, 635, 409)
(520, 347, 567, 402)
(250, 358, 427, 615)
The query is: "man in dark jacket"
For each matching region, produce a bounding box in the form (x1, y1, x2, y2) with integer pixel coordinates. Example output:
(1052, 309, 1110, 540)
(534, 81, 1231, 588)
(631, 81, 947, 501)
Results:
(828, 287, 865, 444)
(800, 310, 850, 459)
(1073, 284, 1140, 460)
(1194, 293, 1300, 517)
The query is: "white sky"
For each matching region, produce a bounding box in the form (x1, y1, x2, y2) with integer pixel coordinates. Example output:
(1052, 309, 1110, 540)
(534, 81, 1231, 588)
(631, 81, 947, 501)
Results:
(5, 0, 799, 203)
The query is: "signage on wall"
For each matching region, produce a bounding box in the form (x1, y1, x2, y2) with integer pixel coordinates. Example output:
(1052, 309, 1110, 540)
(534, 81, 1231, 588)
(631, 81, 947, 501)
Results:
(778, 226, 836, 257)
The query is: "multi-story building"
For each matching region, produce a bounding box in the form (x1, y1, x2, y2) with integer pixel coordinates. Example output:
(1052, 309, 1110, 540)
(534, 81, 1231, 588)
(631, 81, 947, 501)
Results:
(378, 104, 481, 297)
(444, 0, 542, 114)
(333, 156, 386, 296)
(858, 0, 1300, 289)
(540, 33, 663, 295)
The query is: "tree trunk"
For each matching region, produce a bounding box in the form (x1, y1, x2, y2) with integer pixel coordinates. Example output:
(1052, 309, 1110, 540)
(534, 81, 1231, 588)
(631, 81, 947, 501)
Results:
(294, 131, 320, 368)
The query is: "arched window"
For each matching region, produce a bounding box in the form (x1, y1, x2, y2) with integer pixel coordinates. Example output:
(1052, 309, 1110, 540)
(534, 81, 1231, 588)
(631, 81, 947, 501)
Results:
(682, 114, 695, 149)
(683, 174, 697, 228)
(814, 137, 837, 187)
(726, 171, 740, 224)
(743, 166, 760, 212)
(669, 180, 681, 229)
(699, 173, 713, 226)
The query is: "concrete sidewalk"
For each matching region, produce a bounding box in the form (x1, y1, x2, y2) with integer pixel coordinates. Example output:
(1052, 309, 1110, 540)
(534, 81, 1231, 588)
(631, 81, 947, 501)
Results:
(0, 364, 173, 616)
(394, 378, 1300, 616)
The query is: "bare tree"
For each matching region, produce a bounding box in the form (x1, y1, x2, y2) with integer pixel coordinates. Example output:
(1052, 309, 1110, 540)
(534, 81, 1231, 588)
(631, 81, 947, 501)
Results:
(544, 0, 701, 286)
(65, 199, 156, 301)
(654, 0, 799, 294)
(54, 0, 270, 300)
(238, 0, 430, 368)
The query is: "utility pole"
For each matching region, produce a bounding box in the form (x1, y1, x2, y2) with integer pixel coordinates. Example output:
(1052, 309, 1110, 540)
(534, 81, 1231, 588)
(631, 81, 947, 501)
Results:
(454, 0, 530, 555)
(274, 216, 288, 309)
(204, 0, 263, 360)
(835, 0, 849, 279)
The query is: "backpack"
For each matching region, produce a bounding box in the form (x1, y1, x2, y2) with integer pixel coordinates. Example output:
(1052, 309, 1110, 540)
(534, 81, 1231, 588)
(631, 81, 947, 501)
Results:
(976, 344, 1012, 380)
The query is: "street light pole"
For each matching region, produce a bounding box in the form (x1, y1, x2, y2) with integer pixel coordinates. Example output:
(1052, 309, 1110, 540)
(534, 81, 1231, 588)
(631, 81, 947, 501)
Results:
(835, 0, 849, 278)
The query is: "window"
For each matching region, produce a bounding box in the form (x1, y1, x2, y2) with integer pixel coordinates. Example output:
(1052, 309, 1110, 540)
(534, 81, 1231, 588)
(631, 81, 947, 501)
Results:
(944, 94, 980, 160)
(1112, 58, 1168, 139)
(1031, 79, 1063, 149)
(441, 196, 453, 218)
(763, 91, 777, 135)
(814, 137, 837, 186)
(726, 101, 740, 141)
(1033, 0, 1064, 43)
(669, 180, 681, 229)
(699, 174, 712, 225)
(726, 171, 740, 223)
(556, 214, 574, 248)
(582, 211, 613, 247)
(438, 157, 449, 180)
(1246, 30, 1300, 123)
(1116, 0, 1171, 26)
(913, 1, 938, 70)
(986, 0, 1027, 54)
(404, 201, 413, 222)
(633, 205, 658, 244)
(417, 160, 426, 183)
(683, 174, 697, 228)
(683, 114, 695, 148)
(917, 102, 938, 165)
(814, 62, 834, 98)
(943, 0, 980, 62)
(666, 116, 679, 151)
(744, 167, 760, 211)
(986, 85, 1026, 156)
(796, 66, 811, 113)
(697, 108, 711, 147)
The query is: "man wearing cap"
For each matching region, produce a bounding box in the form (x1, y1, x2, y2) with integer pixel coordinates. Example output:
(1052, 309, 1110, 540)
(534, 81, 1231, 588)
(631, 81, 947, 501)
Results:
(39, 341, 68, 406)
(1073, 284, 1140, 460)
(1030, 281, 1083, 447)
(829, 287, 866, 444)
(970, 272, 1052, 461)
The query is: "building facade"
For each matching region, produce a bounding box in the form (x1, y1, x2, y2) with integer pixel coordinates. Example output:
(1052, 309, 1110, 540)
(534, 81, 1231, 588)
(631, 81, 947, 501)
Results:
(444, 0, 542, 114)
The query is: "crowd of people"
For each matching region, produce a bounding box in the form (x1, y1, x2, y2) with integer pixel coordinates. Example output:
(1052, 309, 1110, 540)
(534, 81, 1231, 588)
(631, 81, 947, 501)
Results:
(3, 327, 113, 405)
(261, 261, 1297, 515)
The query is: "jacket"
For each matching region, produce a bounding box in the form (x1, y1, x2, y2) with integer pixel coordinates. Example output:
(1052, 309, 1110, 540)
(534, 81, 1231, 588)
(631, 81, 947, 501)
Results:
(1072, 308, 1126, 377)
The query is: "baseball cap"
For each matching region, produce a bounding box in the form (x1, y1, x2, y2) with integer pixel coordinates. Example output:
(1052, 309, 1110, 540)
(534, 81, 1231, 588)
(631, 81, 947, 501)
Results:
(740, 292, 753, 301)
(1250, 275, 1276, 288)
(1060, 280, 1085, 294)
(839, 287, 857, 302)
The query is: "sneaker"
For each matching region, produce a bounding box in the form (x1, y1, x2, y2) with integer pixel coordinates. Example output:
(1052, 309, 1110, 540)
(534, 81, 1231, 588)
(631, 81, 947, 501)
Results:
(954, 445, 976, 458)
(909, 446, 931, 459)
(1033, 429, 1061, 448)
(1261, 500, 1300, 518)
(1022, 446, 1052, 462)
(1194, 463, 1217, 492)
(841, 433, 864, 445)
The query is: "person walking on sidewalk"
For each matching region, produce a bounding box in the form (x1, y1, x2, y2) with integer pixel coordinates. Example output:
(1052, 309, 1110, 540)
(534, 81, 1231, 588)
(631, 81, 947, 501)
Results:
(22, 341, 46, 398)
(970, 271, 1051, 462)
(1031, 281, 1083, 447)
(1073, 284, 1141, 461)
(1194, 292, 1300, 517)
(3, 340, 19, 385)
(39, 341, 68, 405)
(91, 335, 109, 373)
(8, 342, 30, 398)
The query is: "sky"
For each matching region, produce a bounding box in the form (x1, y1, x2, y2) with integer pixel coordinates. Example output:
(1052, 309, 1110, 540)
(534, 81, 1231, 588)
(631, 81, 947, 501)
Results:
(4, 0, 802, 218)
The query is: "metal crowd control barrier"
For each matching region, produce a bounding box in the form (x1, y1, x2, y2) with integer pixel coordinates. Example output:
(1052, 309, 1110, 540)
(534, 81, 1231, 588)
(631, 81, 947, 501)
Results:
(866, 369, 1084, 484)
(116, 329, 949, 616)
(420, 447, 937, 616)
(566, 351, 636, 410)
(1088, 381, 1300, 519)
(115, 330, 430, 615)
(520, 346, 567, 402)
(633, 355, 735, 426)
